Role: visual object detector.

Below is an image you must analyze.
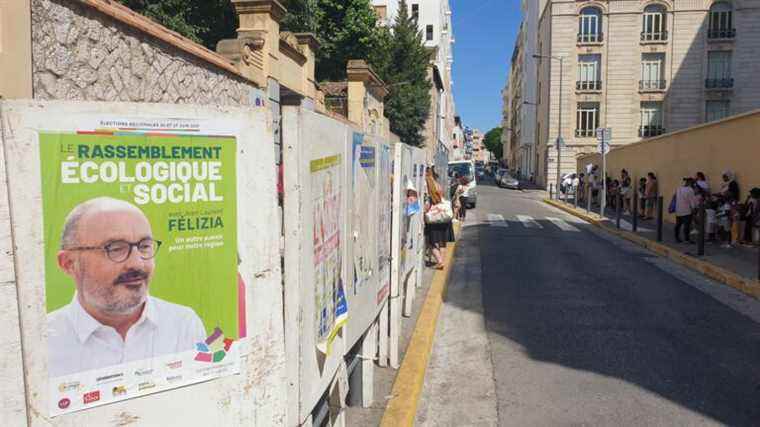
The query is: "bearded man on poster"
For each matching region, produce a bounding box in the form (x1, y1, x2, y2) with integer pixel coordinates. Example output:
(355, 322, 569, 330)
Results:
(47, 197, 207, 378)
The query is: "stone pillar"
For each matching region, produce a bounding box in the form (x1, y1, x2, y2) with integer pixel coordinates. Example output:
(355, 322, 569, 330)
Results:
(216, 0, 286, 88)
(0, 0, 33, 98)
(346, 60, 388, 133)
(295, 33, 320, 101)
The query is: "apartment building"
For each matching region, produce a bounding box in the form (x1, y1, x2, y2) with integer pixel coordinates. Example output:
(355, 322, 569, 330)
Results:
(372, 0, 457, 161)
(534, 0, 760, 188)
(503, 0, 540, 180)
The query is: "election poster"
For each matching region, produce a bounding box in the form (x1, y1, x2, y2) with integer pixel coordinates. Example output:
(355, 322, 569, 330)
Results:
(351, 132, 376, 295)
(376, 143, 393, 306)
(40, 117, 240, 416)
(311, 154, 347, 355)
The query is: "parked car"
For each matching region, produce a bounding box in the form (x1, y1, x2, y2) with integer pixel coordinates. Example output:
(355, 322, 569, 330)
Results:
(494, 168, 508, 184)
(497, 172, 520, 190)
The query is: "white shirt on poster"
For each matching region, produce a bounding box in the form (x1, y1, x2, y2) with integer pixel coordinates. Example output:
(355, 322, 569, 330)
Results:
(47, 294, 207, 378)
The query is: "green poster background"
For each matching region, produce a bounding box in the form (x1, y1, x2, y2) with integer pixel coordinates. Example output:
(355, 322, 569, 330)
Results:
(39, 132, 238, 339)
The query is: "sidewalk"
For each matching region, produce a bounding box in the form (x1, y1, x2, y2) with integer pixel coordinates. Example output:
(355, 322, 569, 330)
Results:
(548, 196, 760, 295)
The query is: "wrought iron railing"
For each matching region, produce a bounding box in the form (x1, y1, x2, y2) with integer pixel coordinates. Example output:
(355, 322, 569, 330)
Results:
(705, 78, 734, 89)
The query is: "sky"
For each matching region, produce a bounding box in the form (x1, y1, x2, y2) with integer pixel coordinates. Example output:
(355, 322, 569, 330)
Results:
(450, 0, 522, 133)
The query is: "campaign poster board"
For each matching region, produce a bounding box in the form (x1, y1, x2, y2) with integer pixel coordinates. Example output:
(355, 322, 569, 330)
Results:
(344, 131, 381, 349)
(412, 150, 428, 290)
(282, 107, 348, 424)
(375, 139, 393, 309)
(389, 143, 414, 367)
(0, 100, 284, 425)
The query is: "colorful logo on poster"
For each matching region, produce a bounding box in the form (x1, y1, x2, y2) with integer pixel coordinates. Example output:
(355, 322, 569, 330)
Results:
(83, 391, 100, 405)
(194, 327, 234, 363)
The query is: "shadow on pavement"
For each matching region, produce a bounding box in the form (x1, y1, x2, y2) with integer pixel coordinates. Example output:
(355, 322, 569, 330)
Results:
(445, 218, 760, 425)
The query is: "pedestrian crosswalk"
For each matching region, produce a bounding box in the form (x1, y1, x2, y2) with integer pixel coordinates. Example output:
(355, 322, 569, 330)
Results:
(546, 217, 580, 232)
(484, 213, 584, 232)
(516, 215, 542, 229)
(486, 213, 508, 227)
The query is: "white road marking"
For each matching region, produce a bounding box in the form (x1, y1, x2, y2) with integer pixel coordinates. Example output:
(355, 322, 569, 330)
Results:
(486, 213, 508, 227)
(546, 217, 580, 232)
(516, 215, 543, 229)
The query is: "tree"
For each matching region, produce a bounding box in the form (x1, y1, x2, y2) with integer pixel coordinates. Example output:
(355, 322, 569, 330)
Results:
(282, 0, 382, 81)
(118, 0, 237, 50)
(377, 1, 432, 147)
(484, 127, 503, 159)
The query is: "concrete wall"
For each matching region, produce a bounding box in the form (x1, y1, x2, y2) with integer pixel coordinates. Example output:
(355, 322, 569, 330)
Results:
(577, 109, 760, 221)
(30, 0, 257, 106)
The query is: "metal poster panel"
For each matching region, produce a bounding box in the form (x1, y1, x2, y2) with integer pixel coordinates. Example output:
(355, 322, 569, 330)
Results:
(311, 154, 347, 355)
(376, 142, 393, 306)
(36, 115, 240, 416)
(351, 132, 376, 294)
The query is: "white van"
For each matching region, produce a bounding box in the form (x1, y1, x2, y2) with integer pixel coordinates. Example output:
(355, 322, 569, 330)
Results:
(448, 160, 477, 208)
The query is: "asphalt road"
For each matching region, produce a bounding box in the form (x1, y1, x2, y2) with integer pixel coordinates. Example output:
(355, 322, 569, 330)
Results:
(419, 180, 760, 426)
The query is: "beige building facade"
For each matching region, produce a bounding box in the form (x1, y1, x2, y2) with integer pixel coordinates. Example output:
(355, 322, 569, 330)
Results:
(535, 0, 760, 188)
(372, 0, 457, 161)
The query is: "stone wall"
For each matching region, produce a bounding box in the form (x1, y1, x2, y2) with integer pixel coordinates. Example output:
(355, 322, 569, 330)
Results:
(31, 0, 257, 106)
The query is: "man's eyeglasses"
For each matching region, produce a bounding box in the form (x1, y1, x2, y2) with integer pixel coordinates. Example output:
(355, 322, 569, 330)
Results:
(65, 239, 162, 263)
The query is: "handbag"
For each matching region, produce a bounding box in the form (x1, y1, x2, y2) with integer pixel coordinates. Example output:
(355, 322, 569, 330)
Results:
(425, 200, 453, 224)
(668, 194, 676, 214)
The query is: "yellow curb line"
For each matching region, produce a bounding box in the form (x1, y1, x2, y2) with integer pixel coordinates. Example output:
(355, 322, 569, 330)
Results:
(380, 224, 461, 427)
(544, 199, 760, 299)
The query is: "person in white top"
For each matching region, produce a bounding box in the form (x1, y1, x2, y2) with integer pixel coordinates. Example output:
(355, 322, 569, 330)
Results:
(48, 197, 206, 378)
(674, 178, 698, 243)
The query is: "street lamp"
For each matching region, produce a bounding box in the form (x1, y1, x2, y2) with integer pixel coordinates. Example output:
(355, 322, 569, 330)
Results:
(533, 54, 564, 197)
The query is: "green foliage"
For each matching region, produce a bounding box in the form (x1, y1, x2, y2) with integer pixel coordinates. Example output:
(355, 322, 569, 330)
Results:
(281, 0, 320, 34)
(484, 127, 503, 159)
(282, 0, 382, 82)
(377, 1, 432, 147)
(118, 0, 237, 50)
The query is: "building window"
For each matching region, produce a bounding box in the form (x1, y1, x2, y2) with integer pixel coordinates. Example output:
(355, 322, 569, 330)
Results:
(577, 54, 601, 90)
(578, 7, 603, 43)
(706, 100, 730, 122)
(640, 102, 664, 137)
(640, 53, 666, 90)
(412, 4, 419, 21)
(708, 2, 735, 39)
(426, 25, 434, 41)
(642, 4, 667, 41)
(706, 51, 733, 88)
(374, 5, 387, 21)
(576, 103, 599, 137)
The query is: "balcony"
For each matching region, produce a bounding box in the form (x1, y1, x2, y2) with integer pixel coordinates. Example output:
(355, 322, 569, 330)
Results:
(705, 78, 734, 89)
(576, 80, 602, 92)
(639, 80, 667, 91)
(641, 31, 668, 42)
(707, 28, 736, 40)
(575, 129, 596, 138)
(577, 32, 603, 44)
(639, 125, 665, 138)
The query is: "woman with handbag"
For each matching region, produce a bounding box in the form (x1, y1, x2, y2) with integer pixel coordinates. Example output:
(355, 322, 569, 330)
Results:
(424, 172, 454, 270)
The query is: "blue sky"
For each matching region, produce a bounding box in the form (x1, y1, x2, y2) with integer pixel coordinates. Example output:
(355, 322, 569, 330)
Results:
(450, 0, 522, 133)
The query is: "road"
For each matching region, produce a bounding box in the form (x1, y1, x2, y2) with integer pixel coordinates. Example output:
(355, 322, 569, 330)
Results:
(416, 180, 760, 426)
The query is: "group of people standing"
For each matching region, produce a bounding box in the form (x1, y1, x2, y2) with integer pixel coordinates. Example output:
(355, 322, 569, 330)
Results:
(571, 167, 759, 247)
(670, 171, 759, 247)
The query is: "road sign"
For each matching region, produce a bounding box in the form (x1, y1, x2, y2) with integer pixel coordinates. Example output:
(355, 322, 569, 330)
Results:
(596, 127, 612, 142)
(597, 141, 610, 155)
